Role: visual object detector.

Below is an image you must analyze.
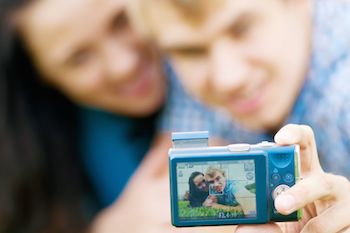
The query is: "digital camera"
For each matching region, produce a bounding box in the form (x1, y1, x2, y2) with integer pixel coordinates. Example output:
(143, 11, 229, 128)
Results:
(169, 131, 301, 227)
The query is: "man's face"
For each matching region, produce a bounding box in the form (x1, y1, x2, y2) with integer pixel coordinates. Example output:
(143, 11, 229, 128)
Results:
(193, 174, 208, 191)
(18, 0, 166, 116)
(140, 0, 312, 130)
(206, 172, 226, 193)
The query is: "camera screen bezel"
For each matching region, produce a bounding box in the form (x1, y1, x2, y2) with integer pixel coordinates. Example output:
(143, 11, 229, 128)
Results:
(169, 151, 269, 227)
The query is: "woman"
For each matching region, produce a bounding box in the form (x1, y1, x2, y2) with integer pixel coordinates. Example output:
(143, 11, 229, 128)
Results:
(0, 0, 234, 232)
(0, 0, 166, 231)
(188, 172, 209, 207)
(1, 4, 89, 233)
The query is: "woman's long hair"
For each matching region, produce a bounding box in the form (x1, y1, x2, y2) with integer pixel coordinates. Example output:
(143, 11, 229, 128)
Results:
(188, 172, 208, 207)
(0, 1, 90, 232)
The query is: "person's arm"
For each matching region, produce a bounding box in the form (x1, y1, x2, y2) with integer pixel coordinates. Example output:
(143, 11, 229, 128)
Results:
(235, 124, 350, 233)
(90, 132, 236, 233)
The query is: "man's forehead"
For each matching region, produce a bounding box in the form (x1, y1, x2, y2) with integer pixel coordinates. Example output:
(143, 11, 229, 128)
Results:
(207, 171, 223, 178)
(152, 0, 254, 50)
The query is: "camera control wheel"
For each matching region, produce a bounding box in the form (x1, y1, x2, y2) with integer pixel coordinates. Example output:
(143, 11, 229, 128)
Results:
(272, 184, 290, 200)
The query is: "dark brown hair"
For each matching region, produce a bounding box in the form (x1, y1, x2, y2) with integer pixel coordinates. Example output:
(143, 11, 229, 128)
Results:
(0, 1, 91, 232)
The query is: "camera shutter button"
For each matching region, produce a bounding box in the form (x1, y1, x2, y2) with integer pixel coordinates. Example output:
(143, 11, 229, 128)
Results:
(228, 143, 250, 152)
(258, 141, 275, 147)
(272, 184, 290, 200)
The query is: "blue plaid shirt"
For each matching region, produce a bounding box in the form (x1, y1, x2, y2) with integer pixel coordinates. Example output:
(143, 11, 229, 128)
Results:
(160, 0, 350, 178)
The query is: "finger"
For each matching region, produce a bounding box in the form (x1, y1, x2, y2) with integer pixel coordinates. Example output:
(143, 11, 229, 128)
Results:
(300, 199, 350, 233)
(338, 227, 350, 233)
(235, 223, 282, 233)
(275, 173, 350, 215)
(274, 124, 322, 175)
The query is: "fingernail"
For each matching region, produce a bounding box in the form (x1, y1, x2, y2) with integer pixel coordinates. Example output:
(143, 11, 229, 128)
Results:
(275, 129, 287, 140)
(275, 194, 295, 214)
(275, 131, 295, 144)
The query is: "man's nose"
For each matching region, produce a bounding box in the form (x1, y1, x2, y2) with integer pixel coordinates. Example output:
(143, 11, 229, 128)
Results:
(210, 38, 250, 97)
(102, 39, 139, 82)
(214, 180, 221, 186)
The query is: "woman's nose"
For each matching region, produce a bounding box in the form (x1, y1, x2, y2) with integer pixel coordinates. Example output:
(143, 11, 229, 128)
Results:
(102, 39, 139, 82)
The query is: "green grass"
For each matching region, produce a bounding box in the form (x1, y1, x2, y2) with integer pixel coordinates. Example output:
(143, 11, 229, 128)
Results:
(178, 201, 244, 219)
(245, 183, 256, 194)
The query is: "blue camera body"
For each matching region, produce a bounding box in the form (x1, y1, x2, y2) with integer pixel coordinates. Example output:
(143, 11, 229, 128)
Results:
(169, 131, 301, 227)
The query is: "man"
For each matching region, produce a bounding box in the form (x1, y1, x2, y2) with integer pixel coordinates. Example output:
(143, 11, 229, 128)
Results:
(128, 0, 350, 232)
(128, 0, 350, 178)
(204, 167, 242, 212)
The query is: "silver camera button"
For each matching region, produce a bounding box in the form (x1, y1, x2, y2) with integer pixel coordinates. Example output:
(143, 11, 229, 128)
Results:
(228, 143, 251, 152)
(258, 141, 275, 147)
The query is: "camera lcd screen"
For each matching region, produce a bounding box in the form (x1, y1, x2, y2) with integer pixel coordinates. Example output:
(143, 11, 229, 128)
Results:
(176, 160, 256, 221)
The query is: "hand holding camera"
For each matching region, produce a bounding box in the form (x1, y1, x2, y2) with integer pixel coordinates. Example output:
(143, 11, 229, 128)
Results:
(169, 125, 350, 232)
(235, 124, 350, 233)
(169, 130, 301, 226)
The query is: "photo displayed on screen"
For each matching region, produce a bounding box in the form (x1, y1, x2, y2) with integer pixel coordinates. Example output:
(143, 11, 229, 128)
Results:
(176, 160, 256, 220)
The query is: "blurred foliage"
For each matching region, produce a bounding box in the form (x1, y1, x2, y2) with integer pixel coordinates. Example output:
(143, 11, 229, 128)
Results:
(178, 201, 244, 218)
(245, 183, 256, 194)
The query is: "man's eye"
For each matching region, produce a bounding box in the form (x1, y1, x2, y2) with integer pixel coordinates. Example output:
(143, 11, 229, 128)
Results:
(112, 11, 128, 32)
(230, 16, 255, 39)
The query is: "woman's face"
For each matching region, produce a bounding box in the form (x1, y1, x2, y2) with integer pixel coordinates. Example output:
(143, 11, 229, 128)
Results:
(193, 174, 208, 191)
(17, 0, 166, 116)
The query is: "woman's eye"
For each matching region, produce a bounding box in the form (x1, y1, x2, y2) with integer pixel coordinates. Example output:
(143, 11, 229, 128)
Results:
(69, 50, 92, 67)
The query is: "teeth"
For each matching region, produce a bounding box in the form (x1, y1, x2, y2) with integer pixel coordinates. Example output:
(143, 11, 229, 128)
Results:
(236, 91, 256, 100)
(241, 92, 254, 99)
(239, 83, 264, 99)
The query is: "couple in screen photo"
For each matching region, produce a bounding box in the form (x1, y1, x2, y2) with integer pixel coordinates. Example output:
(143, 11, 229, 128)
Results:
(187, 166, 256, 218)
